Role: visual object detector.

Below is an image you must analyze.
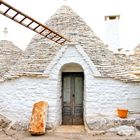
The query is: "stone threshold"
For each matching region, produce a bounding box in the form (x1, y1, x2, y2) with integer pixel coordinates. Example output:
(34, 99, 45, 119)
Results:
(54, 125, 85, 133)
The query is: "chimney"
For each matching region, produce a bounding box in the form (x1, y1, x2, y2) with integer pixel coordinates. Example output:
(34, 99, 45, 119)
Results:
(105, 15, 120, 52)
(3, 27, 8, 40)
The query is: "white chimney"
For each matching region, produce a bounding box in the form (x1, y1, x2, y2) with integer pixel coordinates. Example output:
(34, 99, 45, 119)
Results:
(105, 15, 120, 52)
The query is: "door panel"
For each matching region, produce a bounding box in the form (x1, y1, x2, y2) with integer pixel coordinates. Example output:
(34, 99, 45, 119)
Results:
(62, 72, 84, 125)
(74, 77, 83, 105)
(63, 77, 71, 104)
(73, 76, 83, 124)
(62, 76, 72, 124)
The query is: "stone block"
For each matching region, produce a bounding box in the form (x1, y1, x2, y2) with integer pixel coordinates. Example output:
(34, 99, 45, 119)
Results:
(134, 117, 140, 130)
(0, 114, 11, 129)
(116, 125, 136, 136)
(28, 101, 48, 135)
(11, 121, 27, 131)
(86, 115, 137, 131)
(107, 125, 136, 136)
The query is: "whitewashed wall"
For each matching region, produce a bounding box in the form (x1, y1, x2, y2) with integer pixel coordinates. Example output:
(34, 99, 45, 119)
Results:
(0, 45, 140, 128)
(0, 77, 59, 128)
(85, 78, 140, 116)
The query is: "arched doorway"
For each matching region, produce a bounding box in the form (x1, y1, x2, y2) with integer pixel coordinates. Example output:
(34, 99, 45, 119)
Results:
(61, 63, 84, 125)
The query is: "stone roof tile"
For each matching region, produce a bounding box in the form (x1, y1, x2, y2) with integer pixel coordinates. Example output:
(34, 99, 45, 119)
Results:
(4, 5, 140, 82)
(0, 40, 23, 79)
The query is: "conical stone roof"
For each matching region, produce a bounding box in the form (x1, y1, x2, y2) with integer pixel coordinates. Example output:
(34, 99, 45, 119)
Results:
(127, 44, 140, 75)
(5, 5, 140, 82)
(0, 40, 23, 80)
(133, 43, 140, 56)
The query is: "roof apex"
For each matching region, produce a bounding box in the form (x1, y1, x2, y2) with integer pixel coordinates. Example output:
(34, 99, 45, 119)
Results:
(55, 5, 76, 13)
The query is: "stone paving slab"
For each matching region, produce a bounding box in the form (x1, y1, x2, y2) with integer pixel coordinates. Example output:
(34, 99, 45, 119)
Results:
(1, 130, 140, 140)
(0, 131, 14, 140)
(54, 125, 85, 133)
(22, 133, 140, 140)
(13, 131, 140, 140)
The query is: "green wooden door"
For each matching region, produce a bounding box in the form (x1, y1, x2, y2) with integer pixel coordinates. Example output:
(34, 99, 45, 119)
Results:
(62, 72, 84, 125)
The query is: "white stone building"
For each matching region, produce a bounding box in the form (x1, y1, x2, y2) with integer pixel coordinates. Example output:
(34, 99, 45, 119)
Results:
(0, 6, 140, 130)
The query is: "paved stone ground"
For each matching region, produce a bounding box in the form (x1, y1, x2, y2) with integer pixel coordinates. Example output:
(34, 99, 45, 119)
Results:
(0, 131, 14, 140)
(23, 134, 140, 140)
(0, 130, 140, 140)
(16, 131, 140, 140)
(1, 127, 140, 140)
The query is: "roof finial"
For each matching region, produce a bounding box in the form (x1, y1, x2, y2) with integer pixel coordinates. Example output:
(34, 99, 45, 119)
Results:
(3, 27, 8, 39)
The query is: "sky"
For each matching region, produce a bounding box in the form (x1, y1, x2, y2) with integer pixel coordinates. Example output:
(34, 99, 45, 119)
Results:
(0, 0, 140, 51)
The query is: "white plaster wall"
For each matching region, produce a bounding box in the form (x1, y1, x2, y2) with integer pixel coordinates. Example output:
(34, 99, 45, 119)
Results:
(45, 45, 100, 125)
(85, 78, 140, 116)
(45, 45, 140, 123)
(0, 77, 59, 128)
(0, 45, 140, 128)
(0, 44, 95, 127)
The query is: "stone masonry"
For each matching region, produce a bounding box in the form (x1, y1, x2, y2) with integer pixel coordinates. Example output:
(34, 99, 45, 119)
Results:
(3, 5, 140, 82)
(0, 5, 140, 131)
(0, 40, 23, 80)
(0, 45, 140, 130)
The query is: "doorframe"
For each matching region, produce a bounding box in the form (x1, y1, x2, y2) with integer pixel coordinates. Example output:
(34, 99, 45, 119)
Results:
(61, 72, 84, 125)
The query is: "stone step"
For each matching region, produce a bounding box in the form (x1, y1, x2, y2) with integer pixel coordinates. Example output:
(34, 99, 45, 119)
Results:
(54, 125, 85, 134)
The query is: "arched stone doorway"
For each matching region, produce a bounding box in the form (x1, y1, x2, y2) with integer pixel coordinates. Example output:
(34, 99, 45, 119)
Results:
(61, 63, 84, 125)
